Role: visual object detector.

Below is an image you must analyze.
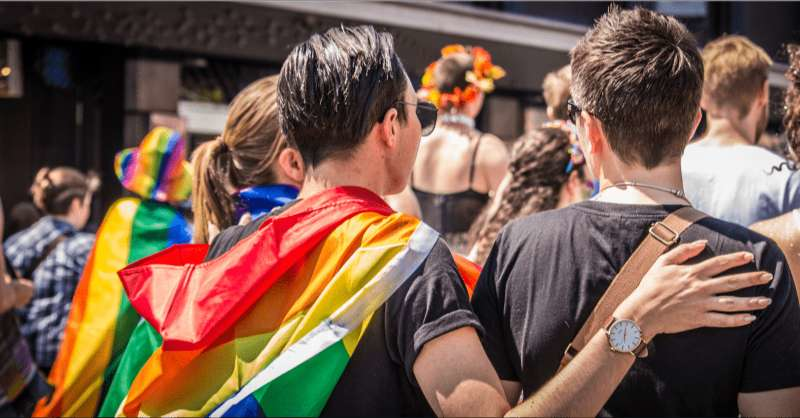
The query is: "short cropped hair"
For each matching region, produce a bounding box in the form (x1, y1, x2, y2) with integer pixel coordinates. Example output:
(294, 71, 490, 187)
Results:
(278, 25, 408, 167)
(702, 35, 773, 118)
(542, 65, 571, 121)
(570, 7, 703, 168)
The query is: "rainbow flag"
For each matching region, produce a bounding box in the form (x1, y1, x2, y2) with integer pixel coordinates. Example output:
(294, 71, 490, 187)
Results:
(33, 198, 191, 417)
(114, 127, 192, 204)
(102, 187, 471, 417)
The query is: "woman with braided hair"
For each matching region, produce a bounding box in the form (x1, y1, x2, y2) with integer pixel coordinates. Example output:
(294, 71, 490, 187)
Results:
(468, 125, 591, 264)
(750, 44, 800, 299)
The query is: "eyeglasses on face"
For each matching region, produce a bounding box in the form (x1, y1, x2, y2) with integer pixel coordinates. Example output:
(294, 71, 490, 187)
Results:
(566, 98, 582, 125)
(395, 100, 438, 137)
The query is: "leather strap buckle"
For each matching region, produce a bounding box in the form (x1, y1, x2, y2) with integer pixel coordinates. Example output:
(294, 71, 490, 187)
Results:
(649, 221, 678, 246)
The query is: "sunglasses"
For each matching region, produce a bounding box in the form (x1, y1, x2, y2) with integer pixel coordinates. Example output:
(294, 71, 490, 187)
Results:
(396, 100, 438, 136)
(566, 98, 582, 125)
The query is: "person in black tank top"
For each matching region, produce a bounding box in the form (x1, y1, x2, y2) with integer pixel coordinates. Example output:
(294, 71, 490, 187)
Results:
(412, 45, 509, 254)
(413, 130, 488, 232)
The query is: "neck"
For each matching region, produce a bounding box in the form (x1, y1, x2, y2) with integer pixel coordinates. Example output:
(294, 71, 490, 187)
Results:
(54, 214, 81, 230)
(702, 116, 754, 146)
(595, 159, 688, 205)
(298, 157, 389, 200)
(440, 112, 475, 129)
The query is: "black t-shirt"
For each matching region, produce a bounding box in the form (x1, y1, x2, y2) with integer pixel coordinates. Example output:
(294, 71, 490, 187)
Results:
(207, 205, 483, 416)
(472, 200, 800, 416)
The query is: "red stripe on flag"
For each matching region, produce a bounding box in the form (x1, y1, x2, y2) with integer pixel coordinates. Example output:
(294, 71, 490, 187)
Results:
(453, 254, 481, 297)
(118, 187, 393, 351)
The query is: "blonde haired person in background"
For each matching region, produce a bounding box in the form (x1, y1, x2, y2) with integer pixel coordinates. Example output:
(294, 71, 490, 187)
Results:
(683, 35, 800, 226)
(542, 64, 571, 121)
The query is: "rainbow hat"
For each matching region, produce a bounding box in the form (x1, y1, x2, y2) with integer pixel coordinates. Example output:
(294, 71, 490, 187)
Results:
(114, 127, 192, 203)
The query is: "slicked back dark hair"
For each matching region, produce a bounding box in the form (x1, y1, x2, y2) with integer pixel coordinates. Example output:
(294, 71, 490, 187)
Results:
(278, 25, 408, 167)
(571, 6, 703, 168)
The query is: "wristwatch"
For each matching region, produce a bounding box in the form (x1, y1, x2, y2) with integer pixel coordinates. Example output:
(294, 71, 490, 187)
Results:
(605, 317, 648, 357)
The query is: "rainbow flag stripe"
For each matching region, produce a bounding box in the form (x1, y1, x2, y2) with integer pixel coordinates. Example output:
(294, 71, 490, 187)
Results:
(105, 187, 446, 417)
(33, 197, 191, 417)
(114, 127, 192, 204)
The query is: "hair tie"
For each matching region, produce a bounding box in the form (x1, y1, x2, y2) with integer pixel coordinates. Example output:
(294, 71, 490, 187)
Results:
(216, 136, 230, 153)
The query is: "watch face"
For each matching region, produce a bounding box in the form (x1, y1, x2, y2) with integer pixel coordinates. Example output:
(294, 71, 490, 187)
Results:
(608, 319, 642, 353)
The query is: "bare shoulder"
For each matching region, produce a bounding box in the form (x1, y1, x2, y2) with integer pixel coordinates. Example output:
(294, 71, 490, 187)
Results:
(475, 133, 509, 165)
(751, 212, 799, 243)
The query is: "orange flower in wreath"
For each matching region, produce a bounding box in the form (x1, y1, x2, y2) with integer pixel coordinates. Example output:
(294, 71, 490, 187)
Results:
(418, 44, 506, 110)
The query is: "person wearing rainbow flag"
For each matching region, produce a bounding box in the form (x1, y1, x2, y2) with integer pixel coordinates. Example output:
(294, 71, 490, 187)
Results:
(34, 127, 193, 417)
(99, 26, 773, 417)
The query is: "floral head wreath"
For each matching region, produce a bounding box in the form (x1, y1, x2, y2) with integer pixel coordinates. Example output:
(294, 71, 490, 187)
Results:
(418, 44, 506, 110)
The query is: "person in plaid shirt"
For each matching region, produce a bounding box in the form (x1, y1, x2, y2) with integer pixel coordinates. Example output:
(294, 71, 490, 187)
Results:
(4, 167, 98, 279)
(4, 216, 76, 279)
(3, 167, 98, 372)
(17, 233, 94, 370)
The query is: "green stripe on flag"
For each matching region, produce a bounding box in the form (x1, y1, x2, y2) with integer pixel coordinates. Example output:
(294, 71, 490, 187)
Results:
(99, 320, 162, 417)
(101, 201, 175, 409)
(259, 341, 350, 417)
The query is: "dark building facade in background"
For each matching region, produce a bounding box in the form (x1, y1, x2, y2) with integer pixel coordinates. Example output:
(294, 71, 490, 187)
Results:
(0, 2, 797, 226)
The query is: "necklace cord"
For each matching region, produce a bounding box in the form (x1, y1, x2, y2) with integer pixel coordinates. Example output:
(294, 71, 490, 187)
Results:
(600, 181, 690, 204)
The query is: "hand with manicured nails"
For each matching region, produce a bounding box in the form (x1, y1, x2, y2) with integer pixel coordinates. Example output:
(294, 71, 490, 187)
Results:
(615, 240, 771, 341)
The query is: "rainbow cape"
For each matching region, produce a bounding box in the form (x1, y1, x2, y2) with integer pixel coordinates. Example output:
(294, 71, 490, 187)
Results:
(102, 187, 477, 417)
(33, 198, 191, 417)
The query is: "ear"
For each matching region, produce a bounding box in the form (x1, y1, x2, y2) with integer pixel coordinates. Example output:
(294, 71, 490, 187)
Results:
(378, 106, 401, 150)
(276, 148, 305, 187)
(689, 108, 703, 141)
(581, 112, 605, 156)
(546, 106, 556, 121)
(700, 93, 710, 111)
(758, 80, 770, 106)
(560, 171, 577, 198)
(69, 196, 83, 215)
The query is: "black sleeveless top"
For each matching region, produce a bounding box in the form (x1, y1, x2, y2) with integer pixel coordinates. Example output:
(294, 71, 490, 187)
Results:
(412, 135, 490, 234)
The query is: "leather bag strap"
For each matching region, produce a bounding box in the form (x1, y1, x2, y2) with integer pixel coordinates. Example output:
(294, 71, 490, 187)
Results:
(558, 207, 707, 371)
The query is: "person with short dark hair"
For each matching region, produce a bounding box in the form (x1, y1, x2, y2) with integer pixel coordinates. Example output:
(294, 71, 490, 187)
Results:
(682, 35, 800, 226)
(473, 7, 800, 416)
